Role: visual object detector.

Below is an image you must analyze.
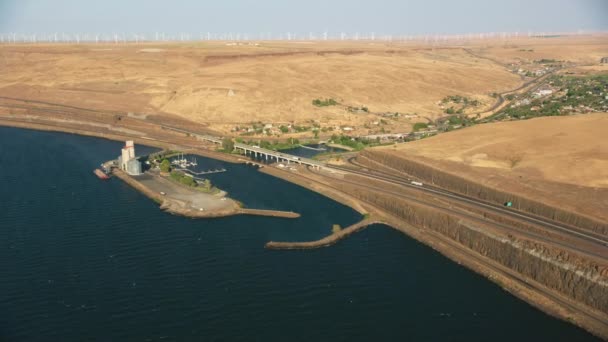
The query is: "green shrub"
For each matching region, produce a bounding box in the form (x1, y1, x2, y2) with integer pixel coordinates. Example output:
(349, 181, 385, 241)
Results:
(413, 122, 428, 131)
(312, 98, 338, 107)
(160, 159, 171, 172)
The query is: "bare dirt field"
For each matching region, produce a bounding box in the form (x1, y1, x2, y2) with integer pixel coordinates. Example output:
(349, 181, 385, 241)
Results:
(373, 113, 608, 222)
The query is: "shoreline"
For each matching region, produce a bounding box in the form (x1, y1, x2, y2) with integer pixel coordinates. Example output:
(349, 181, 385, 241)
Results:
(259, 161, 608, 340)
(1, 119, 606, 339)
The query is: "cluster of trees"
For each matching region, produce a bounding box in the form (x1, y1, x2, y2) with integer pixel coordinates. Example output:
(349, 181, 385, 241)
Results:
(312, 98, 338, 107)
(442, 95, 480, 114)
(222, 138, 235, 152)
(444, 106, 462, 114)
(158, 157, 213, 192)
(170, 170, 197, 187)
(442, 115, 475, 129)
(159, 159, 171, 172)
(442, 95, 480, 107)
(168, 170, 213, 192)
(412, 122, 428, 132)
(330, 134, 372, 150)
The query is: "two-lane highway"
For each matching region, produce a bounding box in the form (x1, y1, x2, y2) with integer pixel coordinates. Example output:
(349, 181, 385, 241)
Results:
(325, 161, 608, 250)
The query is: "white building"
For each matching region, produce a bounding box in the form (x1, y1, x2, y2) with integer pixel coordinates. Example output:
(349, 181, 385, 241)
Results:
(533, 89, 553, 98)
(118, 140, 142, 175)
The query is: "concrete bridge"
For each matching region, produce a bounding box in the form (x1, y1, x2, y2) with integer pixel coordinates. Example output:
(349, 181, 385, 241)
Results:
(161, 125, 325, 169)
(233, 144, 323, 169)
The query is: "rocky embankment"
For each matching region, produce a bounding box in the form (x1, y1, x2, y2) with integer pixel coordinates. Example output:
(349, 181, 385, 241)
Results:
(333, 180, 608, 325)
(358, 150, 608, 236)
(316, 151, 608, 338)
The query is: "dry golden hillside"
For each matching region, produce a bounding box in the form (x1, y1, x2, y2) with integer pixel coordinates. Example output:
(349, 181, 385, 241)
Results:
(382, 113, 608, 187)
(1, 35, 606, 136)
(373, 113, 608, 221)
(0, 41, 522, 135)
(468, 35, 608, 66)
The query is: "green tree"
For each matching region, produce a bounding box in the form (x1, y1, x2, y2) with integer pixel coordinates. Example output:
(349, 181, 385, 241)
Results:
(412, 122, 428, 132)
(180, 176, 196, 187)
(222, 137, 235, 152)
(160, 159, 171, 173)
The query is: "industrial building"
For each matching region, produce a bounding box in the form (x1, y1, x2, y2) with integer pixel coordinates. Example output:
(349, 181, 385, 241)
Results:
(117, 140, 142, 175)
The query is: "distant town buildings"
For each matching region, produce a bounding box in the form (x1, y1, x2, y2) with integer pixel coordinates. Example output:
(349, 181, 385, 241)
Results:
(512, 98, 532, 108)
(533, 87, 554, 98)
(118, 140, 142, 175)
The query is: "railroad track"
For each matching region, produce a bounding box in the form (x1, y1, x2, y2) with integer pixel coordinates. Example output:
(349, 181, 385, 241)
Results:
(325, 160, 608, 251)
(279, 165, 608, 333)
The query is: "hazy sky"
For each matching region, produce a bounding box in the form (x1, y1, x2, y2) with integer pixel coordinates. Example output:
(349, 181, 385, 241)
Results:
(1, 0, 607, 35)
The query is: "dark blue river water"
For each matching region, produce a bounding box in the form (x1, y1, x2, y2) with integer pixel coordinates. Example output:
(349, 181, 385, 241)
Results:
(0, 127, 599, 341)
(280, 144, 346, 159)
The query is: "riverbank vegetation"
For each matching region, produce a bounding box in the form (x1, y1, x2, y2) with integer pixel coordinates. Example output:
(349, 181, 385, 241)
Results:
(329, 134, 372, 151)
(221, 137, 235, 152)
(150, 150, 181, 163)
